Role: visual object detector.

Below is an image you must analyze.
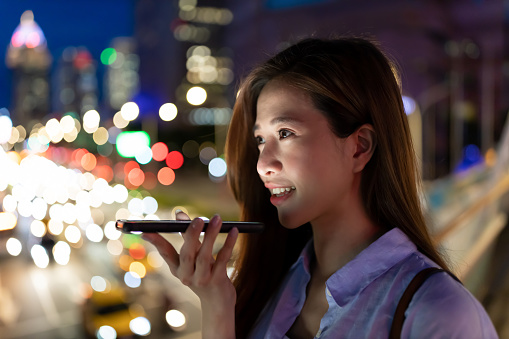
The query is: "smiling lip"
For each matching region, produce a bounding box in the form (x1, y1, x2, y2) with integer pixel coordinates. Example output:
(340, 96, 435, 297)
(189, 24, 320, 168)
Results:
(266, 185, 296, 206)
(269, 186, 295, 195)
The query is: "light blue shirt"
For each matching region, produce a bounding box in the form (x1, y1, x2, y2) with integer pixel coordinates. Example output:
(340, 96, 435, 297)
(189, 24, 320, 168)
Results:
(248, 228, 498, 338)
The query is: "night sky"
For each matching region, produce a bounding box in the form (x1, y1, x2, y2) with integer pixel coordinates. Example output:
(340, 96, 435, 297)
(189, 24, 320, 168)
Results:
(0, 0, 136, 110)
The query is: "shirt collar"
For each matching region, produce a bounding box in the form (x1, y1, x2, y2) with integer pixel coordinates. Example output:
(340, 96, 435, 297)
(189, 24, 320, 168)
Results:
(326, 227, 417, 306)
(292, 228, 417, 307)
(290, 238, 314, 276)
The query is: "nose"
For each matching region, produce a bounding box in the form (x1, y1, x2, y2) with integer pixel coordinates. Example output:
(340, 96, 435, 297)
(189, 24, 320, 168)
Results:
(256, 141, 282, 177)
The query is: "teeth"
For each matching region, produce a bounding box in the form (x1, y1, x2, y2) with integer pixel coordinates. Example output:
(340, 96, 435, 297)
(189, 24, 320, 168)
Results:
(270, 186, 296, 195)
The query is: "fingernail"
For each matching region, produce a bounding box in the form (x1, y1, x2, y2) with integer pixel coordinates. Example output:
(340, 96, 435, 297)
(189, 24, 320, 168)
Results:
(191, 217, 203, 229)
(210, 214, 220, 226)
(175, 209, 183, 216)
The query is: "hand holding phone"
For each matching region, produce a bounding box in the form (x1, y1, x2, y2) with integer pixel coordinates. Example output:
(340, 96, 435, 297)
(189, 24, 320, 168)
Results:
(116, 219, 264, 233)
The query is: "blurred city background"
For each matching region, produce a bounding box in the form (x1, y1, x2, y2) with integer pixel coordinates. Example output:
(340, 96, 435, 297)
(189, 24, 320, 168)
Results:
(0, 0, 508, 338)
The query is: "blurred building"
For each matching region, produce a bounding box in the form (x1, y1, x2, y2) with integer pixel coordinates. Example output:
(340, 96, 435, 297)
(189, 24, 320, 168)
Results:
(225, 0, 507, 180)
(134, 0, 235, 158)
(5, 10, 52, 127)
(53, 47, 98, 116)
(104, 37, 140, 112)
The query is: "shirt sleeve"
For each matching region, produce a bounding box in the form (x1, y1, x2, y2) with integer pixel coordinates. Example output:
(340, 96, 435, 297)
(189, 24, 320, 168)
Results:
(401, 272, 499, 339)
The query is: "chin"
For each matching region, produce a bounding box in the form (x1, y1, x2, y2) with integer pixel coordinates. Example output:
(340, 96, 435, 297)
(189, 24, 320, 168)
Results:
(277, 211, 305, 230)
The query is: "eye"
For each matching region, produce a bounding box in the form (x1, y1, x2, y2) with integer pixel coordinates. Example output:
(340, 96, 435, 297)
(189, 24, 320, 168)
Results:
(278, 129, 293, 139)
(255, 136, 265, 145)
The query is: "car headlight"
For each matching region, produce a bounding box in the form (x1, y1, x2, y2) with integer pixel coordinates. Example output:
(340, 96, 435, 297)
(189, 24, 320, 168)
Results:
(166, 309, 187, 331)
(129, 316, 151, 336)
(96, 325, 117, 339)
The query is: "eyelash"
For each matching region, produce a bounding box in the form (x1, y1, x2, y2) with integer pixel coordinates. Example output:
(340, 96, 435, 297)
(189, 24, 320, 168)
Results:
(278, 129, 293, 139)
(255, 129, 294, 145)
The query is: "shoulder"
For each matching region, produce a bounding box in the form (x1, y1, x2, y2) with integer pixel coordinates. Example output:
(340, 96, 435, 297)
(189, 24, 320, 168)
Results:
(402, 270, 498, 339)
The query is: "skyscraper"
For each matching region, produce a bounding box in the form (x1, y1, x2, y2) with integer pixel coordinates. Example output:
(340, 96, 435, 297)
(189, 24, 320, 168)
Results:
(6, 10, 52, 127)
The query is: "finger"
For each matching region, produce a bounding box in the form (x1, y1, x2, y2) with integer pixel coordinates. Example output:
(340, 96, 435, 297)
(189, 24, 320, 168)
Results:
(212, 227, 239, 277)
(142, 233, 179, 273)
(175, 210, 191, 221)
(194, 215, 222, 280)
(182, 217, 205, 242)
(199, 215, 222, 258)
(178, 218, 205, 285)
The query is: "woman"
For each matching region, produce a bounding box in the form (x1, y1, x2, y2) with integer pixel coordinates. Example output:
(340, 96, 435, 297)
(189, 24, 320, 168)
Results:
(143, 37, 497, 338)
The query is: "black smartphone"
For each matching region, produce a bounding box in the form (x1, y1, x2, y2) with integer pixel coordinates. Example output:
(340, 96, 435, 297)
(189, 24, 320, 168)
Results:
(116, 219, 264, 233)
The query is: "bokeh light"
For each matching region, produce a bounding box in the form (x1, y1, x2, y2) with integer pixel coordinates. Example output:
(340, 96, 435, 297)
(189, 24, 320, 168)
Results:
(128, 198, 144, 216)
(48, 219, 64, 235)
(134, 145, 152, 165)
(186, 86, 207, 105)
(45, 118, 63, 143)
(100, 48, 117, 65)
(104, 221, 122, 240)
(129, 261, 147, 278)
(120, 102, 139, 121)
(116, 131, 150, 158)
(124, 271, 141, 288)
(129, 243, 146, 260)
(208, 157, 227, 178)
(159, 103, 178, 121)
(113, 184, 129, 203)
(129, 317, 151, 336)
(119, 254, 134, 271)
(157, 167, 175, 186)
(97, 325, 117, 339)
(30, 220, 46, 237)
(130, 316, 151, 336)
(0, 212, 17, 231)
(60, 115, 75, 133)
(142, 196, 158, 215)
(91, 276, 108, 292)
(65, 225, 82, 244)
(151, 142, 168, 161)
(53, 241, 71, 265)
(8, 126, 19, 144)
(6, 238, 22, 256)
(166, 309, 187, 330)
(166, 151, 184, 169)
(199, 146, 217, 165)
(113, 111, 129, 128)
(86, 223, 104, 242)
(93, 127, 109, 145)
(107, 239, 123, 256)
(83, 110, 100, 133)
(31, 244, 50, 268)
(128, 168, 145, 187)
(0, 115, 13, 143)
(81, 153, 97, 171)
(147, 251, 164, 268)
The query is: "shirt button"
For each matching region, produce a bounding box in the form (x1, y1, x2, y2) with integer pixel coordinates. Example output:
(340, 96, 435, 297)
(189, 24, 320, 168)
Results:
(316, 328, 323, 338)
(326, 287, 332, 297)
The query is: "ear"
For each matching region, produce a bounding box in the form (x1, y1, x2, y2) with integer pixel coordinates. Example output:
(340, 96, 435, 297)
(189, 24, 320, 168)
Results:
(351, 124, 376, 173)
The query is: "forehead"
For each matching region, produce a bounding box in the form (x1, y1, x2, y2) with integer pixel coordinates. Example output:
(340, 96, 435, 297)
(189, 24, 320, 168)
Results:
(255, 79, 318, 124)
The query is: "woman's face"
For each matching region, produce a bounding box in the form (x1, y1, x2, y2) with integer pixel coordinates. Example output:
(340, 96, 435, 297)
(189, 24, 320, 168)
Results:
(254, 79, 357, 229)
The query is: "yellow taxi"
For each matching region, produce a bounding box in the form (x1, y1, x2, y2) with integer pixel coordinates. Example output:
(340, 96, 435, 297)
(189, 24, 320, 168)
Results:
(82, 286, 150, 338)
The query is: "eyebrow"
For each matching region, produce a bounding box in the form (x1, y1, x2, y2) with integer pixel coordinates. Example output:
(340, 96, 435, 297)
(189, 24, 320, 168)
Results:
(252, 116, 305, 133)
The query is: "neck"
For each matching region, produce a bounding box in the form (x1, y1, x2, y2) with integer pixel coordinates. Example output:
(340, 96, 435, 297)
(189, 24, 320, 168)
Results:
(310, 202, 381, 281)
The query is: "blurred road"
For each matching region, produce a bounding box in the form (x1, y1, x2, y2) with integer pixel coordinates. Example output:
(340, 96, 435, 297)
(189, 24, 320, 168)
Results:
(0, 239, 202, 339)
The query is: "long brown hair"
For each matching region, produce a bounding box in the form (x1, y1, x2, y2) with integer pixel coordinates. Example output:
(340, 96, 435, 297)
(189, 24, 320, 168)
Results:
(225, 37, 448, 338)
